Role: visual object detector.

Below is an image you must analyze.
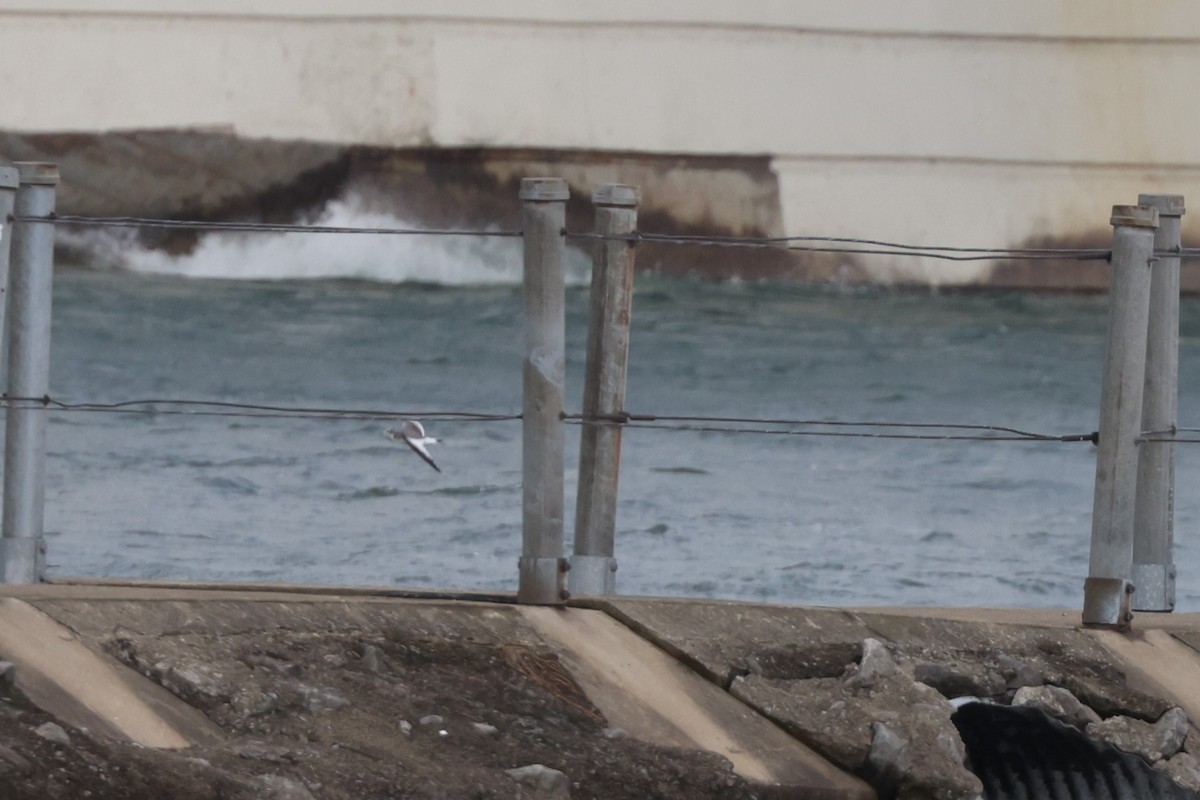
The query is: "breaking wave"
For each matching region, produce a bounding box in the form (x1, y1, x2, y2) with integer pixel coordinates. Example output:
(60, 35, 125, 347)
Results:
(64, 195, 592, 286)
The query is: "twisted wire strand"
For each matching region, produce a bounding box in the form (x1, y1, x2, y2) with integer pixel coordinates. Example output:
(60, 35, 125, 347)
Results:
(8, 212, 1163, 262)
(1139, 427, 1200, 444)
(20, 211, 1200, 261)
(0, 395, 520, 423)
(567, 419, 1096, 443)
(566, 411, 1078, 439)
(568, 230, 1114, 262)
(564, 413, 1098, 443)
(0, 395, 1101, 443)
(782, 245, 1103, 263)
(10, 213, 522, 238)
(639, 232, 1100, 255)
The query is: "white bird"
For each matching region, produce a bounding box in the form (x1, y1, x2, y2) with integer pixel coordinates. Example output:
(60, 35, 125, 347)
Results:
(384, 420, 441, 473)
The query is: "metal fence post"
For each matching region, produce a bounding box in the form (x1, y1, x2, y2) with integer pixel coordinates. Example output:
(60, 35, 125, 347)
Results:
(0, 166, 18, 388)
(518, 177, 569, 605)
(1132, 194, 1184, 612)
(571, 184, 639, 595)
(0, 166, 18, 348)
(1, 162, 59, 583)
(1082, 204, 1158, 627)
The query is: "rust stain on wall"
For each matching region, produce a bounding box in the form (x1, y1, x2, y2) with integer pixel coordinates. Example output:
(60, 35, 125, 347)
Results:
(987, 231, 1113, 292)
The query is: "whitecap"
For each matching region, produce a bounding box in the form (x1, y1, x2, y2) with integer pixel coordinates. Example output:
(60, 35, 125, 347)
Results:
(66, 194, 592, 286)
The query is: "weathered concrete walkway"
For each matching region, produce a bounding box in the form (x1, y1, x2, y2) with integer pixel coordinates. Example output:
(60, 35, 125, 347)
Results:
(1, 580, 1200, 799)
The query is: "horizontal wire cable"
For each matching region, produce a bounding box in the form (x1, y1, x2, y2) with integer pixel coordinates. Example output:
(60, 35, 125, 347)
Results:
(1139, 427, 1200, 444)
(644, 232, 1096, 254)
(0, 395, 1097, 442)
(10, 213, 522, 238)
(0, 395, 520, 423)
(12, 212, 1175, 261)
(782, 245, 1105, 262)
(567, 230, 1114, 262)
(566, 411, 1081, 439)
(18, 211, 1200, 261)
(566, 418, 1097, 443)
(565, 413, 1098, 443)
(1141, 428, 1180, 438)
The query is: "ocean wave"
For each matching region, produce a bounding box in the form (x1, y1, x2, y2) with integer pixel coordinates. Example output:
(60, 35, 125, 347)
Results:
(198, 475, 261, 496)
(64, 194, 592, 286)
(336, 486, 403, 501)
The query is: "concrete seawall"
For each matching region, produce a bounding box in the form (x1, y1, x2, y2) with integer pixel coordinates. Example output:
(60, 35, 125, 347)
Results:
(3, 2, 1200, 286)
(8, 128, 1200, 290)
(2, 581, 1200, 798)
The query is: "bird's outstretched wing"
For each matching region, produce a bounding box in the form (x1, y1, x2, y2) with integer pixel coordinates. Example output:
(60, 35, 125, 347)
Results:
(402, 434, 441, 473)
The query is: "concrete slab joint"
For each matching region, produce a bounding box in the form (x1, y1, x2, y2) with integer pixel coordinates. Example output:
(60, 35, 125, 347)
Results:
(0, 597, 220, 747)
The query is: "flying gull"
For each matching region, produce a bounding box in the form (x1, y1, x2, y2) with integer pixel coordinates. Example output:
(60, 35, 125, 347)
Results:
(384, 420, 441, 473)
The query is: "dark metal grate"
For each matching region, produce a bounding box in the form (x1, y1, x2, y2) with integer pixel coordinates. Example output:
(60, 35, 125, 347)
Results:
(954, 702, 1199, 800)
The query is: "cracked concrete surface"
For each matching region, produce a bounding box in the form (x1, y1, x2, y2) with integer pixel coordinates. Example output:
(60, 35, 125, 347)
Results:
(5, 584, 1200, 799)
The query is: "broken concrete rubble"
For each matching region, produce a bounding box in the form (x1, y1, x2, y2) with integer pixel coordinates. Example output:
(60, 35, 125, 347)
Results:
(731, 665, 984, 799)
(1160, 752, 1200, 792)
(1011, 684, 1102, 729)
(849, 638, 898, 688)
(598, 598, 1200, 799)
(1087, 706, 1190, 763)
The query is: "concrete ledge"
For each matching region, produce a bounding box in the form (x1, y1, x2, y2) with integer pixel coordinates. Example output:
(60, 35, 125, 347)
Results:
(1088, 628, 1200, 722)
(0, 598, 222, 747)
(520, 606, 874, 798)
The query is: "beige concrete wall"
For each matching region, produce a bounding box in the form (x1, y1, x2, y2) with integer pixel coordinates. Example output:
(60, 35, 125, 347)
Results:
(1, 1, 1197, 283)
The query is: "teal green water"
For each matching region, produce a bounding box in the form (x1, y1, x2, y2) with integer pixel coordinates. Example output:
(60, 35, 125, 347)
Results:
(42, 266, 1200, 609)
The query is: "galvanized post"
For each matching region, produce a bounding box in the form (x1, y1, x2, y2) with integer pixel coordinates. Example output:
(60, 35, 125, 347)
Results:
(1, 162, 59, 584)
(0, 165, 18, 366)
(1131, 194, 1184, 612)
(1082, 204, 1158, 627)
(571, 184, 639, 595)
(518, 177, 569, 605)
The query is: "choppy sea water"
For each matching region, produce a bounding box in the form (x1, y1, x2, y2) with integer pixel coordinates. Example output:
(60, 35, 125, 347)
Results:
(38, 217, 1200, 609)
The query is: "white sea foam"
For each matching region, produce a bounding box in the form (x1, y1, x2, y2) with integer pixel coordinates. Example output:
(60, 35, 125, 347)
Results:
(69, 195, 591, 286)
